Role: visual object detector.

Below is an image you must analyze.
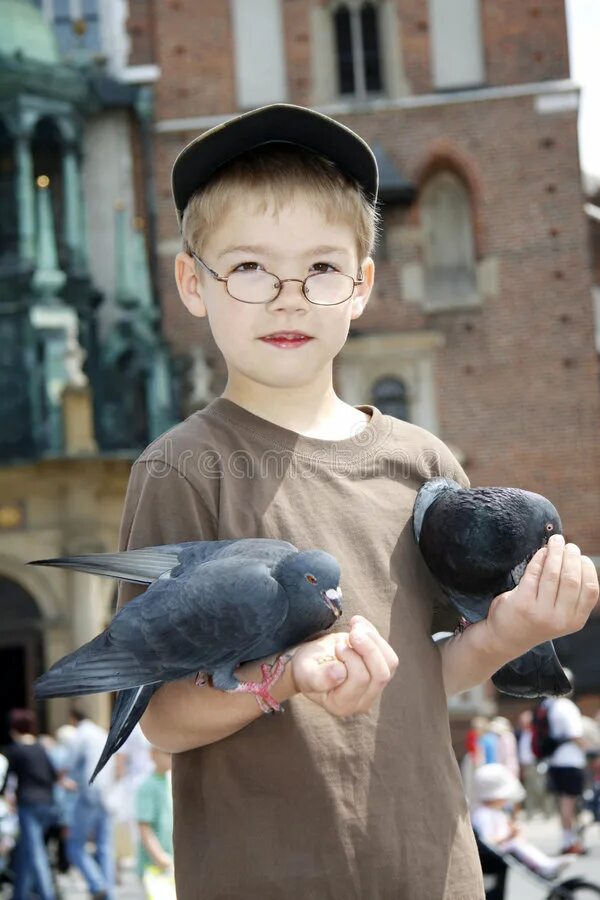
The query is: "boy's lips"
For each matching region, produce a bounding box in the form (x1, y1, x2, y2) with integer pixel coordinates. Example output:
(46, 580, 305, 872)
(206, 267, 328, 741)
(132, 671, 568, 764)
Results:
(259, 331, 314, 349)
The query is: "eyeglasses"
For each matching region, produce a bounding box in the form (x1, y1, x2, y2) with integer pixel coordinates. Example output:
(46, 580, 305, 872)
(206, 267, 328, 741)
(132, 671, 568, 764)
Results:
(191, 252, 364, 307)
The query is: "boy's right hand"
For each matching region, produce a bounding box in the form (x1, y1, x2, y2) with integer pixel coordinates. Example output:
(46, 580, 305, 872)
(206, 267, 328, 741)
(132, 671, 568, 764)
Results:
(290, 616, 398, 717)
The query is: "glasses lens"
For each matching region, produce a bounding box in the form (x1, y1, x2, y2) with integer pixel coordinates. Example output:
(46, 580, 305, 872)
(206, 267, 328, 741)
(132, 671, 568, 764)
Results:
(227, 270, 280, 303)
(304, 272, 355, 305)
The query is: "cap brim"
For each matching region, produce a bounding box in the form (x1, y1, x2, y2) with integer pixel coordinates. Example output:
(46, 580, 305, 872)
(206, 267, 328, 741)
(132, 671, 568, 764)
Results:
(171, 103, 379, 221)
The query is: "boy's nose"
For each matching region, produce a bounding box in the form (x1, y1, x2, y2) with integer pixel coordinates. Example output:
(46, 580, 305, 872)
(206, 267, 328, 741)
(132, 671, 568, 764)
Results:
(269, 278, 310, 312)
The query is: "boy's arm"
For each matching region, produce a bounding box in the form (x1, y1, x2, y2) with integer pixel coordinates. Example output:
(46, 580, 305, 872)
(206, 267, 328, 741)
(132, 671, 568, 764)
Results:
(142, 618, 398, 752)
(439, 537, 599, 697)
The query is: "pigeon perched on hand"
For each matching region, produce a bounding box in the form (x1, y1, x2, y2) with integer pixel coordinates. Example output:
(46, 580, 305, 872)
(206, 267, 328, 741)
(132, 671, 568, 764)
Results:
(31, 538, 343, 779)
(413, 477, 571, 698)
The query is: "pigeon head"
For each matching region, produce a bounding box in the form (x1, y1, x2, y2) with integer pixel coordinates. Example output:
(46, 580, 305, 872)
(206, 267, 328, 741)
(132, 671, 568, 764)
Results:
(507, 490, 562, 584)
(273, 549, 343, 631)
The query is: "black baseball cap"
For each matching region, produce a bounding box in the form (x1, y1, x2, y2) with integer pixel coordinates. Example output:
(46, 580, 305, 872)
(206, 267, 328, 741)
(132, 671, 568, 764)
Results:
(171, 103, 379, 223)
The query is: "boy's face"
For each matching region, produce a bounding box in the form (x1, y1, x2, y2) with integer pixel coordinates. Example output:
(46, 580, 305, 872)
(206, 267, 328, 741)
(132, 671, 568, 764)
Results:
(176, 192, 374, 392)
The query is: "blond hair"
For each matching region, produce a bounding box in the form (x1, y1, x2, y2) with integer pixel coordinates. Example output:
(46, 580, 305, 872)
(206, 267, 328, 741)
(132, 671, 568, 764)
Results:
(181, 144, 380, 263)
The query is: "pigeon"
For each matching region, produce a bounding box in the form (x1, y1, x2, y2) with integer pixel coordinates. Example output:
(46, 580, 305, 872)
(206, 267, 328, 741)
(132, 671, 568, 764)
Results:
(413, 477, 571, 698)
(30, 538, 343, 779)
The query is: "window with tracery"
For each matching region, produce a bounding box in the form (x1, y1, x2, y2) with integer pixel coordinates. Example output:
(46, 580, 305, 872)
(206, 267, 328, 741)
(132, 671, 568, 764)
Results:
(421, 172, 478, 307)
(332, 2, 383, 98)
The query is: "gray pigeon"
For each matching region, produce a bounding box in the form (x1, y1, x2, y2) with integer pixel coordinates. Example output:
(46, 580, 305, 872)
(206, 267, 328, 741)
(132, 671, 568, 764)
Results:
(31, 538, 343, 779)
(413, 477, 571, 698)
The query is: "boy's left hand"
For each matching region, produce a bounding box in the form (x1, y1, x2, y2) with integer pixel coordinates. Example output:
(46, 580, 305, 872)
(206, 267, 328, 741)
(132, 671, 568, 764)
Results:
(485, 534, 599, 657)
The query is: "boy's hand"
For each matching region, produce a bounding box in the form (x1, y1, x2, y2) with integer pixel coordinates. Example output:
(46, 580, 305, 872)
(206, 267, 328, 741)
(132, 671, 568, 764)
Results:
(291, 615, 398, 717)
(486, 534, 599, 657)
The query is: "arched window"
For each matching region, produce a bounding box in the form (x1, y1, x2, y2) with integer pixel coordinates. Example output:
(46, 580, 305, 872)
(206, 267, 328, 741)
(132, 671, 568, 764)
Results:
(333, 2, 383, 98)
(31, 117, 65, 265)
(371, 375, 409, 421)
(420, 171, 477, 307)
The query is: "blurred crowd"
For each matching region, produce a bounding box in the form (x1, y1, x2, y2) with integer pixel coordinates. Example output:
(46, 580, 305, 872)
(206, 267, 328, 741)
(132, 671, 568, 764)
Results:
(0, 707, 174, 900)
(3, 673, 600, 900)
(461, 670, 600, 898)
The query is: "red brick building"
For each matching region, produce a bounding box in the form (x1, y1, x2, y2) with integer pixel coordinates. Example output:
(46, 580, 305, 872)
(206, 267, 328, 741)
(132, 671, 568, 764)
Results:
(121, 0, 600, 716)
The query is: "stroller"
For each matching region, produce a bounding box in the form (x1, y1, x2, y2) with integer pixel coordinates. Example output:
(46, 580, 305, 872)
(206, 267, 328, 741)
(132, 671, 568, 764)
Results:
(477, 834, 600, 899)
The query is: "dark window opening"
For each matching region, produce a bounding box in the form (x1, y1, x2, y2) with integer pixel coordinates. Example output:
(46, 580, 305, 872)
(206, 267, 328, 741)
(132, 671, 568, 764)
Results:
(371, 376, 409, 421)
(334, 5, 355, 95)
(361, 3, 382, 92)
(333, 2, 383, 97)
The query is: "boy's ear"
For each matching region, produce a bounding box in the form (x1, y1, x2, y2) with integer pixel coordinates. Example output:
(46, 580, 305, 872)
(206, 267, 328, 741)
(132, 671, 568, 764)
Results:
(175, 251, 207, 318)
(349, 256, 375, 321)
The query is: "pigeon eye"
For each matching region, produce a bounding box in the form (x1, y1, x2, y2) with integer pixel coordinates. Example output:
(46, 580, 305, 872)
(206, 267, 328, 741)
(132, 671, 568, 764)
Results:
(305, 574, 318, 584)
(545, 523, 554, 533)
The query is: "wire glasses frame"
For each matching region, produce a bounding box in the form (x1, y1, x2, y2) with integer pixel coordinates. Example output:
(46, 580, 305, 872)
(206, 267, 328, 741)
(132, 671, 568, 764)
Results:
(190, 251, 364, 307)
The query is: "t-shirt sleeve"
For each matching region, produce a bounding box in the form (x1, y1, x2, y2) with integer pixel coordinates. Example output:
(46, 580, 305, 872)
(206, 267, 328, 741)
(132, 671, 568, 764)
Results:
(116, 458, 218, 611)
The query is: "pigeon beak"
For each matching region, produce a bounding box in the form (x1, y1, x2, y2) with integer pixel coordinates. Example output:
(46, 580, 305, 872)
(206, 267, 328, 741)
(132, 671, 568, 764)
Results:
(321, 588, 343, 618)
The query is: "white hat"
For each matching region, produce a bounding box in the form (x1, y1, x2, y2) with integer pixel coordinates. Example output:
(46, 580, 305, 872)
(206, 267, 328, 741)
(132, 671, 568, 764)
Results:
(472, 764, 526, 805)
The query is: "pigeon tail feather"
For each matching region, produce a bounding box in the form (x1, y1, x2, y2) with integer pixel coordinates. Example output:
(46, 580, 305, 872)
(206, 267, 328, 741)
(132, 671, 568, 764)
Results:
(28, 549, 182, 585)
(492, 641, 571, 699)
(90, 685, 156, 782)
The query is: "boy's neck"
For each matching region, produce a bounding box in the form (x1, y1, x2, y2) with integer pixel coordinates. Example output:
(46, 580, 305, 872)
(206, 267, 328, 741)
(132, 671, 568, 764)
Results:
(221, 373, 369, 439)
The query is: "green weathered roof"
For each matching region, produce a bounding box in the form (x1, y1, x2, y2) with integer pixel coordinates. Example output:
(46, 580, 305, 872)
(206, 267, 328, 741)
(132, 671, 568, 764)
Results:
(0, 0, 59, 65)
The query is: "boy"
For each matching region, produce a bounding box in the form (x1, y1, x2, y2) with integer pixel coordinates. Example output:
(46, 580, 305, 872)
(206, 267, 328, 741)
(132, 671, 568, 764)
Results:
(117, 103, 598, 898)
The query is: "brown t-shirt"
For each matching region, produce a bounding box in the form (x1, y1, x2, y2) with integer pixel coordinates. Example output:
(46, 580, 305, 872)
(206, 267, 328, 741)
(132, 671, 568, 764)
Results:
(117, 397, 484, 900)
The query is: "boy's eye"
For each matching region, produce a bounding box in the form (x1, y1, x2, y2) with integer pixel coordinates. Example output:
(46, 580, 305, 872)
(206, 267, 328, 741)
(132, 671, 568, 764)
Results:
(311, 262, 338, 274)
(232, 262, 264, 273)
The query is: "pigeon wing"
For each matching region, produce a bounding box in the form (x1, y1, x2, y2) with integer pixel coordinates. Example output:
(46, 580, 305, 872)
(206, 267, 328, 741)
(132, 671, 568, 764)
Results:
(28, 538, 298, 584)
(34, 556, 289, 697)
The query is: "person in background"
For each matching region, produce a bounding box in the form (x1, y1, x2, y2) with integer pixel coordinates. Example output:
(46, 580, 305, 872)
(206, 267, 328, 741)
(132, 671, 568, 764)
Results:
(136, 748, 174, 900)
(481, 719, 500, 765)
(471, 764, 572, 881)
(113, 724, 154, 878)
(67, 707, 116, 900)
(546, 669, 588, 854)
(461, 716, 488, 803)
(1, 709, 57, 900)
(490, 717, 519, 778)
(47, 724, 79, 876)
(466, 717, 487, 768)
(516, 709, 549, 819)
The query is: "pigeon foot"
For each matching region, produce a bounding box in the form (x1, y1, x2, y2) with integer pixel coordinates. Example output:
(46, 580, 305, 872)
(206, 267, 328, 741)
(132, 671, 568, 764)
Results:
(234, 652, 292, 714)
(454, 617, 473, 636)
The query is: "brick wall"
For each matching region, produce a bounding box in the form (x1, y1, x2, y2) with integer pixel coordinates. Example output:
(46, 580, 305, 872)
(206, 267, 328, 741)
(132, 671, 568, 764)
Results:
(145, 1, 599, 558)
(153, 0, 236, 119)
(125, 0, 156, 67)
